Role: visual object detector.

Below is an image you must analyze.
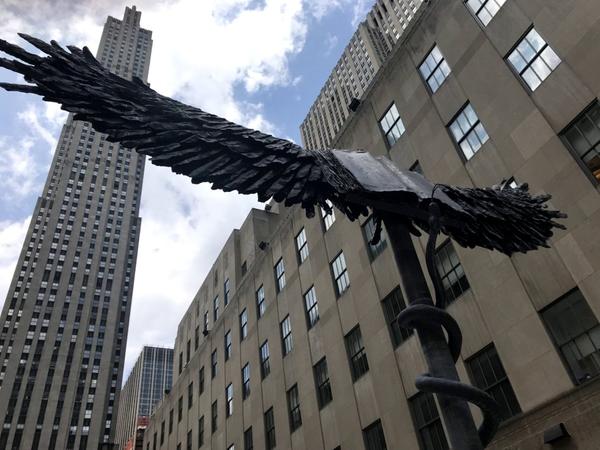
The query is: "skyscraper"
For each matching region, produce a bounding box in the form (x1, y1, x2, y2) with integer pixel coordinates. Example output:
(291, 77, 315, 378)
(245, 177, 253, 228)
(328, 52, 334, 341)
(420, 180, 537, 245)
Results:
(0, 6, 152, 449)
(115, 347, 174, 450)
(300, 0, 423, 150)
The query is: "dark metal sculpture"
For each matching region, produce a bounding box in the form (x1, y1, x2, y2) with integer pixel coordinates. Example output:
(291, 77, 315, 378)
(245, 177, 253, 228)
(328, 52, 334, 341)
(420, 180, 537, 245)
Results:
(0, 35, 566, 449)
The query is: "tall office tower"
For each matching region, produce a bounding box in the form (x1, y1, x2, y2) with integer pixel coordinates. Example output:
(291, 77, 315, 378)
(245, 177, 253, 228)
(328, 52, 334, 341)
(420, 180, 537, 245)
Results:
(0, 6, 152, 449)
(300, 1, 423, 151)
(116, 347, 174, 450)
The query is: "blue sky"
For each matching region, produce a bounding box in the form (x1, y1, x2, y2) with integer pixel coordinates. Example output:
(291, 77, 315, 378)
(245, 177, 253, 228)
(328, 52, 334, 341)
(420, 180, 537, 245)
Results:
(0, 0, 372, 376)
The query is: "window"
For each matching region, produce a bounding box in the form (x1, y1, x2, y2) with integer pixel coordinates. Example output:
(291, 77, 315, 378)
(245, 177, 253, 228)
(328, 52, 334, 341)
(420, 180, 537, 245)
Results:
(264, 408, 276, 450)
(321, 200, 336, 231)
(345, 326, 369, 381)
(314, 357, 333, 408)
(225, 330, 232, 361)
(465, 0, 506, 26)
(199, 366, 205, 394)
(256, 285, 266, 318)
(211, 400, 218, 433)
(280, 316, 293, 356)
(466, 345, 521, 420)
(295, 228, 309, 263)
(287, 384, 302, 431)
(178, 396, 183, 422)
(562, 101, 600, 182)
(362, 216, 387, 260)
(541, 289, 600, 383)
(226, 383, 234, 417)
(244, 427, 253, 450)
(224, 278, 230, 306)
(169, 409, 173, 434)
(179, 352, 183, 374)
(188, 382, 194, 409)
(160, 420, 165, 445)
(419, 45, 451, 93)
(409, 392, 449, 450)
(211, 350, 217, 379)
(435, 241, 470, 304)
(242, 363, 251, 399)
(507, 28, 561, 91)
(227, 446, 234, 450)
(363, 419, 387, 450)
(304, 286, 320, 329)
(331, 251, 350, 296)
(198, 416, 204, 447)
(449, 103, 489, 160)
(260, 341, 270, 379)
(213, 296, 219, 322)
(203, 311, 209, 332)
(379, 103, 405, 147)
(187, 430, 192, 450)
(240, 309, 248, 340)
(382, 287, 413, 347)
(275, 258, 286, 292)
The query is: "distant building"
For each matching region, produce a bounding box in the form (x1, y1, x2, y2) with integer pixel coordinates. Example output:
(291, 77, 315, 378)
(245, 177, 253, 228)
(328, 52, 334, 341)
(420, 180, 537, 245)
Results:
(300, 0, 423, 150)
(116, 347, 174, 450)
(145, 1, 600, 449)
(0, 6, 152, 449)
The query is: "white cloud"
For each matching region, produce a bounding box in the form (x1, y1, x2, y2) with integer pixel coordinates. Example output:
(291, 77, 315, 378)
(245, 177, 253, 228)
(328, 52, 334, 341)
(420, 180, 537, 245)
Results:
(0, 217, 30, 304)
(0, 136, 40, 200)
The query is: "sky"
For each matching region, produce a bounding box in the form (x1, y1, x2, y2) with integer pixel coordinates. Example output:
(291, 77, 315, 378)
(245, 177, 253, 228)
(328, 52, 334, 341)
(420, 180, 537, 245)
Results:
(0, 0, 373, 379)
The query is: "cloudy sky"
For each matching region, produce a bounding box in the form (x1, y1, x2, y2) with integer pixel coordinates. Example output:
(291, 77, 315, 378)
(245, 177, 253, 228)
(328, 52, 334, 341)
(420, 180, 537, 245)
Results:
(0, 0, 373, 378)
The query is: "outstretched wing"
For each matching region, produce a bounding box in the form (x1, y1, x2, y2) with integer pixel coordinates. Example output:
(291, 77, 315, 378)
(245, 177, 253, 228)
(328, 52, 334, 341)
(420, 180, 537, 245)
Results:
(0, 34, 365, 219)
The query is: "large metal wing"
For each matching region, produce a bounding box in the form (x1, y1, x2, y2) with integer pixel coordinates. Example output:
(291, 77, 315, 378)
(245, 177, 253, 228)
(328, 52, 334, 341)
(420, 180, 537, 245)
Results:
(0, 35, 565, 255)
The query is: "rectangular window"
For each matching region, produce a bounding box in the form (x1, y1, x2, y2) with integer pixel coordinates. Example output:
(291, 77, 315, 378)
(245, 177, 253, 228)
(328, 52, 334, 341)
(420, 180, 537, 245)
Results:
(226, 383, 234, 418)
(187, 430, 192, 450)
(541, 288, 600, 383)
(287, 384, 302, 431)
(507, 28, 561, 91)
(419, 45, 451, 93)
(435, 241, 470, 304)
(465, 0, 506, 26)
(160, 420, 165, 445)
(264, 408, 276, 450)
(409, 392, 449, 450)
(211, 400, 218, 433)
(379, 103, 405, 147)
(198, 416, 204, 447)
(169, 409, 173, 434)
(304, 286, 320, 329)
(244, 427, 253, 450)
(224, 330, 232, 361)
(562, 101, 600, 182)
(240, 308, 248, 340)
(260, 341, 270, 379)
(275, 258, 286, 292)
(280, 316, 293, 356)
(381, 287, 413, 348)
(203, 311, 209, 333)
(362, 216, 387, 260)
(449, 103, 489, 160)
(314, 357, 333, 408)
(295, 228, 309, 263)
(331, 251, 350, 297)
(466, 345, 521, 421)
(224, 278, 230, 306)
(199, 366, 205, 395)
(213, 296, 219, 322)
(321, 200, 336, 231)
(242, 363, 251, 399)
(179, 352, 183, 374)
(178, 396, 183, 422)
(188, 382, 194, 409)
(256, 285, 266, 318)
(363, 419, 387, 450)
(211, 350, 217, 379)
(195, 325, 200, 350)
(345, 326, 369, 381)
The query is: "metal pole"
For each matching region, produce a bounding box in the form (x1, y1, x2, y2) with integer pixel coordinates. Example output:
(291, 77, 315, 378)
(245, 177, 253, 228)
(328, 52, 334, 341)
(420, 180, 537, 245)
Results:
(383, 216, 483, 450)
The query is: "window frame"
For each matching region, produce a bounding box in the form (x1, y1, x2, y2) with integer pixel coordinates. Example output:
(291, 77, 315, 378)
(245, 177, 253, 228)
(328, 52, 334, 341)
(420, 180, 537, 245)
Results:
(314, 357, 333, 409)
(304, 286, 320, 329)
(287, 384, 302, 432)
(242, 363, 251, 400)
(345, 326, 369, 381)
(418, 44, 451, 93)
(447, 102, 489, 161)
(264, 407, 276, 450)
(331, 251, 350, 297)
(505, 26, 561, 92)
(362, 215, 387, 260)
(409, 392, 449, 450)
(260, 340, 271, 379)
(274, 258, 286, 292)
(464, 0, 507, 27)
(225, 383, 234, 418)
(362, 419, 388, 450)
(211, 349, 217, 379)
(295, 228, 309, 264)
(381, 286, 413, 348)
(240, 308, 248, 340)
(224, 329, 232, 361)
(211, 400, 218, 433)
(320, 200, 336, 231)
(256, 285, 266, 318)
(378, 101, 406, 148)
(434, 240, 470, 304)
(280, 315, 293, 356)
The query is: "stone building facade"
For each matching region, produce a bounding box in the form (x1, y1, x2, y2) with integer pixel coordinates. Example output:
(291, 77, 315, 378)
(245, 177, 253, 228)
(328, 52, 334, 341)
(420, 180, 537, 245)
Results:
(144, 1, 600, 449)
